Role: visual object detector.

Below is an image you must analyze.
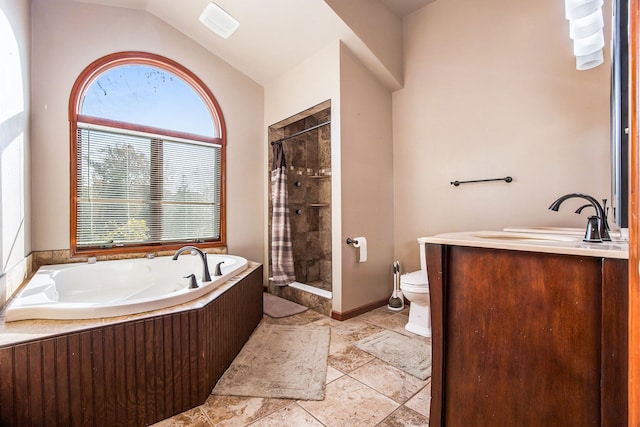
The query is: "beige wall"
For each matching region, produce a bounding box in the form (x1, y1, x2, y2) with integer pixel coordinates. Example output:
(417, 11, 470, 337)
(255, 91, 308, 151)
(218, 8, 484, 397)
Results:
(393, 0, 612, 271)
(324, 0, 403, 90)
(340, 44, 394, 313)
(264, 42, 395, 314)
(30, 0, 265, 263)
(264, 42, 343, 307)
(264, 44, 340, 127)
(0, 0, 31, 306)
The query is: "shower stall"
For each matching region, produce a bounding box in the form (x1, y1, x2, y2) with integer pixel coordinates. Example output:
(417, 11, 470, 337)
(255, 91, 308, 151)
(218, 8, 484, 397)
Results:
(267, 100, 332, 315)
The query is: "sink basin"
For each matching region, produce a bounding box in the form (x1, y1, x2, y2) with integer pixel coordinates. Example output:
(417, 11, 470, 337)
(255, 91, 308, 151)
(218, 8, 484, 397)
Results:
(504, 226, 623, 239)
(503, 226, 584, 236)
(472, 231, 578, 242)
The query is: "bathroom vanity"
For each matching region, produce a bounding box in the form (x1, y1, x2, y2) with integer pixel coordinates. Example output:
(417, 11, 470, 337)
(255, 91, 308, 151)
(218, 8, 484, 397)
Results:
(424, 231, 628, 426)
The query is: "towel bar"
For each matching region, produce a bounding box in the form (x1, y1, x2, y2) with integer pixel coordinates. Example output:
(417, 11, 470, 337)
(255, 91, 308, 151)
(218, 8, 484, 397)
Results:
(450, 176, 513, 187)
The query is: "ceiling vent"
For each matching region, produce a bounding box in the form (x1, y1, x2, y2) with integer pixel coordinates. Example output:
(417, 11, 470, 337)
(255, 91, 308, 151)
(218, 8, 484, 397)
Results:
(199, 2, 239, 39)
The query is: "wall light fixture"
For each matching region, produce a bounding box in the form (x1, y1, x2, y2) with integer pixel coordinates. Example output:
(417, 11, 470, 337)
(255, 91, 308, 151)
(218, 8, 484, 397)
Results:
(565, 0, 605, 70)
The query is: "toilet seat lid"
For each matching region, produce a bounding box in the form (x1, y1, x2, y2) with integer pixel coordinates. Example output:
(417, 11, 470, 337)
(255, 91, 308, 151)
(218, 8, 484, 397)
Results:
(400, 270, 428, 286)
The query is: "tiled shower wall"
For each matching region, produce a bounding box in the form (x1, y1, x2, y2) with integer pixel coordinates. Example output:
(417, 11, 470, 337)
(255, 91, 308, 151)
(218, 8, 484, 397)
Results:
(268, 106, 332, 293)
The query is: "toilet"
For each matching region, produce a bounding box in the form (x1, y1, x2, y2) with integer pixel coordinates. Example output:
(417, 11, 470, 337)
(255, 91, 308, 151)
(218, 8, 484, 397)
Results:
(400, 238, 431, 337)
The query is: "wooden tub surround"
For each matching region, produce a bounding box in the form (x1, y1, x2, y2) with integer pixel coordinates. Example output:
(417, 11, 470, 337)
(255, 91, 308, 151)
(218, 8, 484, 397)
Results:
(0, 263, 263, 426)
(426, 244, 628, 426)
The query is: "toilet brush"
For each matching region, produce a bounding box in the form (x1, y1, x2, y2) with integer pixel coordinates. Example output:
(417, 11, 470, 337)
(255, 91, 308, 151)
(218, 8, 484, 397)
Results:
(388, 261, 404, 311)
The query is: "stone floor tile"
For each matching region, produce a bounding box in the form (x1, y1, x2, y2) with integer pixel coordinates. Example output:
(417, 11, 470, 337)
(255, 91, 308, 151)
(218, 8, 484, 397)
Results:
(358, 306, 404, 327)
(383, 313, 413, 335)
(261, 309, 326, 325)
(331, 317, 381, 341)
(199, 395, 292, 426)
(310, 315, 342, 328)
(326, 365, 344, 384)
(350, 358, 429, 403)
(378, 405, 429, 427)
(404, 380, 431, 419)
(327, 335, 375, 373)
(247, 403, 324, 426)
(151, 407, 212, 427)
(298, 375, 399, 427)
(330, 318, 384, 342)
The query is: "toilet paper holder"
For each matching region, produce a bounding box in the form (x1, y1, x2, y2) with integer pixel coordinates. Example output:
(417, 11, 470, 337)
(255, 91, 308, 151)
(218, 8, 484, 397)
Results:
(346, 236, 368, 262)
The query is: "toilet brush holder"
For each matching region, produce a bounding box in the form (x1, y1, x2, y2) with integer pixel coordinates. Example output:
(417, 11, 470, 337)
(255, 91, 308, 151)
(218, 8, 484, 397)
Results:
(387, 291, 404, 311)
(388, 289, 404, 311)
(388, 261, 404, 311)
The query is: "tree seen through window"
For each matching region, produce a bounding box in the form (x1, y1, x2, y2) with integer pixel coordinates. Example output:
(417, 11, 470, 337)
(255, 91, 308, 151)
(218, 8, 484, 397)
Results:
(70, 52, 225, 254)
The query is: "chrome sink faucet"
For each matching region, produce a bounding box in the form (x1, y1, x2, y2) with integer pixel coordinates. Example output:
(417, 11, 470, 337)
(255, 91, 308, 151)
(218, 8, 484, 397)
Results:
(548, 193, 611, 242)
(172, 246, 212, 282)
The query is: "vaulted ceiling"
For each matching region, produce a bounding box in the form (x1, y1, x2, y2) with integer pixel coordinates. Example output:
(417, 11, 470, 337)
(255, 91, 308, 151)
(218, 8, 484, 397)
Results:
(72, 0, 434, 87)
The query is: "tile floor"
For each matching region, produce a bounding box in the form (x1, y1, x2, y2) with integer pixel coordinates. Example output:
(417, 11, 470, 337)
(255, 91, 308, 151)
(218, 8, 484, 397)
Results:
(153, 306, 431, 427)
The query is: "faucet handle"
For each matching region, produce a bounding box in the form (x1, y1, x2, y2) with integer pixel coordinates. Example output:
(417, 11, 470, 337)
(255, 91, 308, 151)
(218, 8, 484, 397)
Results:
(214, 261, 225, 277)
(184, 273, 199, 289)
(584, 216, 603, 243)
(574, 204, 593, 214)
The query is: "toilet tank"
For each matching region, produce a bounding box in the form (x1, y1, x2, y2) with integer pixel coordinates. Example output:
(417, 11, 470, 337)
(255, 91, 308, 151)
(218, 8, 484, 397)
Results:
(418, 237, 428, 271)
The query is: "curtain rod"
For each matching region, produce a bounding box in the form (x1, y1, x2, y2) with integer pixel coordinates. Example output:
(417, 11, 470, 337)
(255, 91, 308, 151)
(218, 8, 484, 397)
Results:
(270, 120, 331, 145)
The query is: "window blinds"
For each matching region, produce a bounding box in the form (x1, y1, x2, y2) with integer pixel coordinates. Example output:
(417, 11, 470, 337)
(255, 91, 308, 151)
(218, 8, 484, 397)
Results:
(76, 123, 221, 248)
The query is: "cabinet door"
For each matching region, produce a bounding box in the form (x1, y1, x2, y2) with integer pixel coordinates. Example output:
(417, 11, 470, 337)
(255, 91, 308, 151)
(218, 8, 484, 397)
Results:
(443, 247, 601, 426)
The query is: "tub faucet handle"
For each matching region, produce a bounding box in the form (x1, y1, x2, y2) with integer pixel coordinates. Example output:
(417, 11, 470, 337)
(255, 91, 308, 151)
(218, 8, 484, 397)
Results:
(214, 261, 225, 277)
(184, 273, 199, 289)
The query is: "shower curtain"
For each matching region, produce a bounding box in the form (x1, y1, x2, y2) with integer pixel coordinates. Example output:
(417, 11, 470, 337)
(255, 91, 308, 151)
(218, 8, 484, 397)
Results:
(271, 143, 296, 286)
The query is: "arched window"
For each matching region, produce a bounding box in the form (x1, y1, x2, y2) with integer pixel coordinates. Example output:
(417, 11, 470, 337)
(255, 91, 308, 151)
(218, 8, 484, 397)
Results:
(69, 52, 226, 255)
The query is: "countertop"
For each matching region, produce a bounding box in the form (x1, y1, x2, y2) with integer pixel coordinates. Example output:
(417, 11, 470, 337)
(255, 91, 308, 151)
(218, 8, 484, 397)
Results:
(419, 228, 629, 259)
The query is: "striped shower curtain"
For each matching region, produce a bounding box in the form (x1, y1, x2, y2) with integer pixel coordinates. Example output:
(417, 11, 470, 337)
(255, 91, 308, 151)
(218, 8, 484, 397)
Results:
(271, 143, 296, 286)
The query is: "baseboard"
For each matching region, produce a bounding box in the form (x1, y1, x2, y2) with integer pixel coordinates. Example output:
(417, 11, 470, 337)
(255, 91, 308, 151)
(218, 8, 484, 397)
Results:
(331, 297, 390, 321)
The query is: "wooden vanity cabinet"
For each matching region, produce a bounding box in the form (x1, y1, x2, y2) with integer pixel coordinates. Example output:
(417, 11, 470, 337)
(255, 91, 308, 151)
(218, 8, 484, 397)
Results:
(427, 244, 628, 426)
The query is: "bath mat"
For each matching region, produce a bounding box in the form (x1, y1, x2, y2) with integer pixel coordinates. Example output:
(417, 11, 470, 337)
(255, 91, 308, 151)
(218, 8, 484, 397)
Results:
(263, 292, 308, 318)
(212, 322, 330, 400)
(355, 330, 431, 380)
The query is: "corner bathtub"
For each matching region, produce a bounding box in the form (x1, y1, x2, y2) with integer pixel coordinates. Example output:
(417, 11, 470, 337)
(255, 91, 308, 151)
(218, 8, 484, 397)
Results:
(4, 253, 248, 322)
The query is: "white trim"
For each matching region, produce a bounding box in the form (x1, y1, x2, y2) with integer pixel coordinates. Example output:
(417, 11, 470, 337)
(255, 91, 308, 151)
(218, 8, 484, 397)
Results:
(289, 281, 332, 299)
